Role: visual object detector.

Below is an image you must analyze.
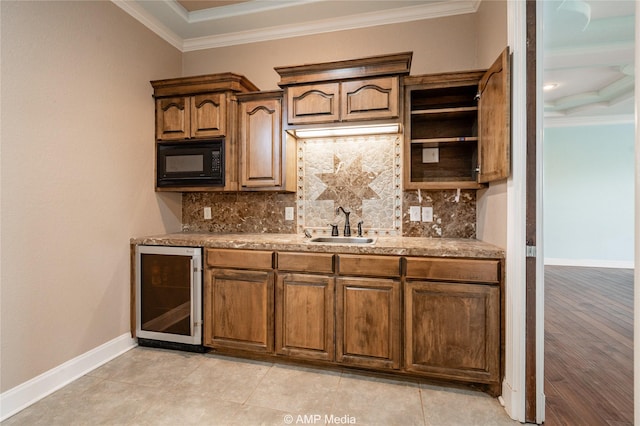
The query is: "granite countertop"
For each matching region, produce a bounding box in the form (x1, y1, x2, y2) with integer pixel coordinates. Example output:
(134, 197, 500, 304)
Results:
(131, 233, 504, 259)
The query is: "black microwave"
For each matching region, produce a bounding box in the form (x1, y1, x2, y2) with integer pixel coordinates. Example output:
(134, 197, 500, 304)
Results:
(156, 140, 224, 188)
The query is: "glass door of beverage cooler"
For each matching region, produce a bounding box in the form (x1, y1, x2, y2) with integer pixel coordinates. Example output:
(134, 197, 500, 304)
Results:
(136, 245, 202, 346)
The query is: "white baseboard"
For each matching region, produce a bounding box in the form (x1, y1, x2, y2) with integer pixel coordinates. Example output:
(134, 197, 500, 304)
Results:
(0, 333, 136, 422)
(544, 258, 635, 269)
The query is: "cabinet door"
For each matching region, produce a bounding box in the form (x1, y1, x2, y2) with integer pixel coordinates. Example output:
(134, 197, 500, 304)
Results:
(239, 97, 282, 188)
(275, 273, 335, 361)
(156, 97, 190, 140)
(287, 83, 340, 124)
(341, 77, 399, 121)
(191, 93, 226, 138)
(478, 47, 510, 183)
(336, 277, 401, 369)
(204, 268, 274, 353)
(404, 281, 500, 383)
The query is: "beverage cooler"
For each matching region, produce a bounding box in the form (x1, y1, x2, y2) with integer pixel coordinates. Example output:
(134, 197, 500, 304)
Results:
(135, 245, 204, 352)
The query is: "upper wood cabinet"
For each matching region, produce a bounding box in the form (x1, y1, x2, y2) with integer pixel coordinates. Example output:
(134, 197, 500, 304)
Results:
(285, 77, 399, 125)
(276, 52, 412, 127)
(403, 48, 510, 190)
(151, 73, 258, 142)
(237, 90, 296, 192)
(151, 73, 258, 192)
(155, 93, 226, 140)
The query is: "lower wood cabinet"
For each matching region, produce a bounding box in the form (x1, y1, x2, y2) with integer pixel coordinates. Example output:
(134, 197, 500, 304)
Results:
(404, 256, 502, 386)
(336, 277, 401, 370)
(404, 280, 500, 383)
(275, 273, 335, 361)
(199, 248, 502, 391)
(203, 249, 274, 353)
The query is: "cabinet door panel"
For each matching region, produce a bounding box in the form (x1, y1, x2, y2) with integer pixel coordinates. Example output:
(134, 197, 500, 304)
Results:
(275, 273, 335, 361)
(336, 277, 401, 369)
(478, 47, 510, 183)
(405, 281, 499, 383)
(191, 93, 226, 138)
(240, 98, 282, 188)
(287, 83, 339, 124)
(156, 97, 190, 140)
(341, 77, 399, 121)
(204, 268, 274, 353)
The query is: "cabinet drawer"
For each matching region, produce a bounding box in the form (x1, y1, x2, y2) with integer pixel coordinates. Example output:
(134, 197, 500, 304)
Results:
(277, 252, 334, 274)
(206, 249, 273, 270)
(405, 257, 500, 283)
(338, 255, 401, 278)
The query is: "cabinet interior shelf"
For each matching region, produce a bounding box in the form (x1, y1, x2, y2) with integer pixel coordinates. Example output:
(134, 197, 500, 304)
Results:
(411, 106, 478, 115)
(411, 136, 478, 145)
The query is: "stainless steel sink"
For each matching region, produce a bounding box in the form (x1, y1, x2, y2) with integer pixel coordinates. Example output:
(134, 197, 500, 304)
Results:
(309, 236, 376, 244)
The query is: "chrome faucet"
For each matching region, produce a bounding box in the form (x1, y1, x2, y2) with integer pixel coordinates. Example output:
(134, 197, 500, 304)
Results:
(336, 207, 351, 237)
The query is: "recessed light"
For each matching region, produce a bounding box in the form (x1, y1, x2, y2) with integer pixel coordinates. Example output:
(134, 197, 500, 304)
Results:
(543, 83, 558, 91)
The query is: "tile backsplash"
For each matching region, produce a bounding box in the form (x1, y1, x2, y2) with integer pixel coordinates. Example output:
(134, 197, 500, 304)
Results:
(182, 134, 476, 238)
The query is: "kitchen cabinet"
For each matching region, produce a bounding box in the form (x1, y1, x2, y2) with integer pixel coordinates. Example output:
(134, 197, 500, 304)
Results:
(404, 257, 502, 387)
(237, 91, 296, 192)
(151, 73, 259, 192)
(336, 255, 401, 370)
(203, 249, 274, 353)
(403, 48, 510, 190)
(284, 77, 399, 125)
(276, 52, 411, 127)
(155, 93, 226, 141)
(275, 252, 335, 361)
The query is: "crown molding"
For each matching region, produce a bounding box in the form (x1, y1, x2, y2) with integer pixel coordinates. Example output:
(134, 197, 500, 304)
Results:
(544, 113, 635, 128)
(113, 0, 480, 53)
(184, 1, 479, 51)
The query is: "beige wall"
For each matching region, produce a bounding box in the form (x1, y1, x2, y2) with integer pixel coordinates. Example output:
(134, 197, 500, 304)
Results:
(183, 14, 480, 89)
(476, 0, 508, 248)
(0, 1, 182, 392)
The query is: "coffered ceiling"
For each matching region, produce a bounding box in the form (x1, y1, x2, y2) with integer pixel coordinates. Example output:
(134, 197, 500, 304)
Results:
(113, 0, 635, 120)
(543, 0, 635, 122)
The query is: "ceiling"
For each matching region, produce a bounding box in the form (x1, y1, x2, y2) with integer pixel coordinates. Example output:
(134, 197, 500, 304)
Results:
(543, 0, 635, 122)
(114, 0, 635, 120)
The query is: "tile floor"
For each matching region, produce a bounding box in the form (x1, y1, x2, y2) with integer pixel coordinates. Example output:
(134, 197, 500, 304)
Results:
(2, 347, 520, 425)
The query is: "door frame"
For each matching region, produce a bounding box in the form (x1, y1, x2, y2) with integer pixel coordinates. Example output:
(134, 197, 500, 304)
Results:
(502, 1, 544, 423)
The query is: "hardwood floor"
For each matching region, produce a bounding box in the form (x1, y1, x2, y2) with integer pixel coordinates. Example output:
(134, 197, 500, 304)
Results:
(544, 266, 633, 425)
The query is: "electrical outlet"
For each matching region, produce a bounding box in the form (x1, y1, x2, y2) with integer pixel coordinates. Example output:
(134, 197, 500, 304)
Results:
(204, 207, 212, 220)
(285, 207, 294, 221)
(410, 206, 421, 221)
(422, 206, 433, 222)
(422, 148, 439, 163)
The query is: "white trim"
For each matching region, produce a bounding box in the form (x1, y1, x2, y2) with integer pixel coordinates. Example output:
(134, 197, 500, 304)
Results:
(113, 0, 480, 52)
(633, 5, 640, 425)
(110, 0, 183, 51)
(536, 1, 546, 422)
(545, 113, 635, 127)
(545, 258, 635, 269)
(502, 0, 527, 422)
(187, 0, 324, 23)
(184, 1, 479, 51)
(0, 333, 136, 422)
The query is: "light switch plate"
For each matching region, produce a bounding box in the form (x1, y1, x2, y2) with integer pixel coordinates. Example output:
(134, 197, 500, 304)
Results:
(204, 207, 212, 220)
(410, 206, 421, 222)
(422, 206, 433, 222)
(285, 207, 294, 221)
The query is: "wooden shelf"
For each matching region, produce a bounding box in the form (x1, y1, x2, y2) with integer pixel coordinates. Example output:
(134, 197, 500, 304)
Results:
(411, 106, 478, 115)
(411, 137, 478, 144)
